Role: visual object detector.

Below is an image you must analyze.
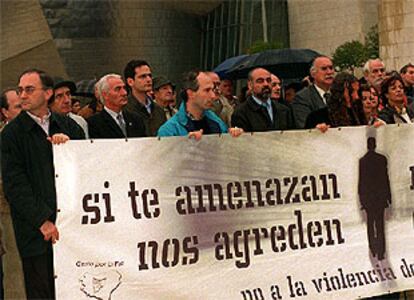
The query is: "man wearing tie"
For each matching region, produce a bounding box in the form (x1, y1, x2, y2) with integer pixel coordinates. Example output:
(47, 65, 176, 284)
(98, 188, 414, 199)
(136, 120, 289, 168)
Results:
(231, 68, 294, 132)
(291, 56, 335, 128)
(87, 74, 146, 139)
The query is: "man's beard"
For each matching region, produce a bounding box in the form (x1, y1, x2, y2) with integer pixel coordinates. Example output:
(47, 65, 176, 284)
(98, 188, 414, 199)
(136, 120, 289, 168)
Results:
(256, 88, 271, 101)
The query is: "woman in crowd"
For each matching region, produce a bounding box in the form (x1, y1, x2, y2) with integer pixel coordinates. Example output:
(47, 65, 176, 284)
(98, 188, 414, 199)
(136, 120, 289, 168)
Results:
(358, 84, 379, 125)
(305, 72, 362, 130)
(378, 73, 414, 124)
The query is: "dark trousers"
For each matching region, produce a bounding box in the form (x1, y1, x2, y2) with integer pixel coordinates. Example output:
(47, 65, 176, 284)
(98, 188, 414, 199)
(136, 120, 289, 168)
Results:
(366, 209, 385, 259)
(22, 249, 55, 300)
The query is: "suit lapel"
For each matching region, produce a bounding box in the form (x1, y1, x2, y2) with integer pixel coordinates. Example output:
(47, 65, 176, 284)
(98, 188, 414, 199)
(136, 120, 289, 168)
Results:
(102, 110, 124, 137)
(310, 85, 326, 110)
(122, 110, 135, 137)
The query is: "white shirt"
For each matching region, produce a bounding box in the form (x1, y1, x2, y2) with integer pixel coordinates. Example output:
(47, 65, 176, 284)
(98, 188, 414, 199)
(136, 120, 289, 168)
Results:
(104, 106, 125, 129)
(68, 112, 89, 138)
(27, 110, 51, 135)
(314, 84, 329, 104)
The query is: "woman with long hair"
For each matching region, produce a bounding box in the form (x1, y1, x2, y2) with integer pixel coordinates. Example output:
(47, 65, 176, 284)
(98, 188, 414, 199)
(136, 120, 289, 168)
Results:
(357, 84, 380, 125)
(305, 72, 362, 130)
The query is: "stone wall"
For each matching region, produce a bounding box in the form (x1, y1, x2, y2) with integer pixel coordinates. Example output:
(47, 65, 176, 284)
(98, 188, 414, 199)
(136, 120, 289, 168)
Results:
(0, 0, 67, 89)
(40, 0, 206, 84)
(288, 0, 378, 56)
(379, 0, 414, 71)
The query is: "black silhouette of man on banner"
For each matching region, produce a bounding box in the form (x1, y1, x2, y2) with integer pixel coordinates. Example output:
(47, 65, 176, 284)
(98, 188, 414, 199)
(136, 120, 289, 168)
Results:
(358, 137, 392, 260)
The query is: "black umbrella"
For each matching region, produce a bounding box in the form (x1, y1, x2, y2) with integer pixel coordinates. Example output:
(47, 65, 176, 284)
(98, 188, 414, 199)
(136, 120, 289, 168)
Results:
(213, 54, 249, 79)
(227, 48, 320, 80)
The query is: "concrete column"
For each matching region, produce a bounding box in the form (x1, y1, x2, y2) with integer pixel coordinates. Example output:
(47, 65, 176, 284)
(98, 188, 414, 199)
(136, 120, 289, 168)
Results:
(379, 0, 414, 70)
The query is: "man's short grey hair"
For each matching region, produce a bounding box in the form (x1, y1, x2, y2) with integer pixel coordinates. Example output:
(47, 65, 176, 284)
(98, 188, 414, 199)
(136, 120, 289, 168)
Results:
(309, 55, 332, 74)
(363, 58, 384, 75)
(95, 73, 122, 104)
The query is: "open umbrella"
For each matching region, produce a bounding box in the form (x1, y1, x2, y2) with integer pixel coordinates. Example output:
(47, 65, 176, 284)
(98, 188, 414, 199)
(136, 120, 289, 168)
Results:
(213, 54, 249, 79)
(227, 48, 320, 80)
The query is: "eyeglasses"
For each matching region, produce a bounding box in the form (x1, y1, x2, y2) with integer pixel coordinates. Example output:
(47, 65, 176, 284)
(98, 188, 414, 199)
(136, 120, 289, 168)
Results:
(16, 86, 45, 96)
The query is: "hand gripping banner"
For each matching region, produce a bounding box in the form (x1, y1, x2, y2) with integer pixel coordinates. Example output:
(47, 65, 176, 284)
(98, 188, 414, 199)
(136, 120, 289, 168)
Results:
(53, 125, 414, 300)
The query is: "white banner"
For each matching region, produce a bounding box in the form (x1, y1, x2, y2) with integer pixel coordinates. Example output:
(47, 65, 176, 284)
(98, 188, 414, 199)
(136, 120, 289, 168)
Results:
(53, 125, 414, 300)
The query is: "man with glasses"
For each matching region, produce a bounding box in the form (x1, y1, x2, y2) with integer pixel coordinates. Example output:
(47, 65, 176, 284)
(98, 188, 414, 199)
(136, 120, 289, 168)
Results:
(1, 69, 84, 299)
(232, 68, 294, 132)
(292, 55, 335, 128)
(124, 60, 166, 136)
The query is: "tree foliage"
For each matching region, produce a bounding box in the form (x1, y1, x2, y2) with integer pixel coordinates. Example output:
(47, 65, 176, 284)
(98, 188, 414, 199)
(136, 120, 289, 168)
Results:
(333, 25, 379, 72)
(333, 40, 367, 71)
(247, 40, 284, 54)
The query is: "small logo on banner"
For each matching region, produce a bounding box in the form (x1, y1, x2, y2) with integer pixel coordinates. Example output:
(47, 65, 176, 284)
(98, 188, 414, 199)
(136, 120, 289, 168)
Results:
(79, 270, 122, 300)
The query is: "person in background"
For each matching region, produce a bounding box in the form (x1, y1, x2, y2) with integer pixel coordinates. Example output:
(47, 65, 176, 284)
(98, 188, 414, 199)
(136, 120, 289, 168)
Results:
(1, 88, 22, 125)
(71, 98, 81, 115)
(152, 76, 177, 120)
(219, 79, 240, 108)
(400, 63, 414, 100)
(50, 79, 89, 138)
(270, 74, 282, 102)
(206, 72, 233, 127)
(378, 73, 413, 124)
(124, 59, 166, 136)
(363, 58, 386, 95)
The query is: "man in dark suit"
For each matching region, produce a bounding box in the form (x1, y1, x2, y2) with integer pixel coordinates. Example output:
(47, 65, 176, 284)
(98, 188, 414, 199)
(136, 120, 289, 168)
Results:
(231, 68, 295, 132)
(2, 69, 85, 299)
(292, 56, 335, 128)
(358, 137, 392, 260)
(87, 74, 146, 139)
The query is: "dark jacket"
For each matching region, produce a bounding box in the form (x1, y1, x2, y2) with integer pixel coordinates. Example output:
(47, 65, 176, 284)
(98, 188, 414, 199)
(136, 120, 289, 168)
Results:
(125, 95, 166, 136)
(1, 111, 84, 257)
(305, 106, 361, 129)
(231, 96, 295, 132)
(87, 109, 147, 139)
(291, 85, 326, 129)
(378, 105, 414, 124)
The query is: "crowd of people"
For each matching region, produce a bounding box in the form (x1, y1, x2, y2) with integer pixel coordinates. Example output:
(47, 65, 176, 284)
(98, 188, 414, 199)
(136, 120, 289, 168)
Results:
(0, 56, 413, 299)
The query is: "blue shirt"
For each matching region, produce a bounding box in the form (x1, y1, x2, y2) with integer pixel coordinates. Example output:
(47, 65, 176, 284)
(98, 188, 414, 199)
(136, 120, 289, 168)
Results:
(252, 95, 273, 122)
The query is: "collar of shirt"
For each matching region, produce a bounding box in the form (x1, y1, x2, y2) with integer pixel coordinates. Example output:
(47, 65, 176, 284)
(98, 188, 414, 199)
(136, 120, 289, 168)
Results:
(104, 106, 124, 124)
(186, 110, 205, 121)
(394, 108, 413, 124)
(314, 84, 330, 103)
(252, 95, 273, 122)
(27, 110, 51, 135)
